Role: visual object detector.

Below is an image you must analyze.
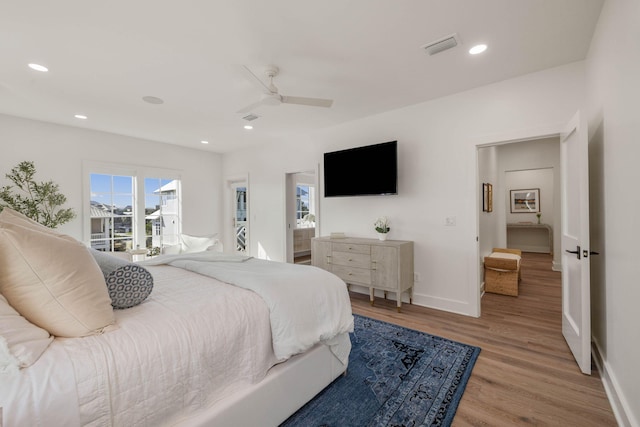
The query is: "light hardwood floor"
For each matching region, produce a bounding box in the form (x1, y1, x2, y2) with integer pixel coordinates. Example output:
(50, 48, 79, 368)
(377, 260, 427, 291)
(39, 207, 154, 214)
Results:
(349, 252, 617, 426)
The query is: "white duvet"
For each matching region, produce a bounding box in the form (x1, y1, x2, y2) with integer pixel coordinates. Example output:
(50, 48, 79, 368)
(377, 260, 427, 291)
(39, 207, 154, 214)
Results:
(141, 252, 355, 362)
(0, 260, 353, 427)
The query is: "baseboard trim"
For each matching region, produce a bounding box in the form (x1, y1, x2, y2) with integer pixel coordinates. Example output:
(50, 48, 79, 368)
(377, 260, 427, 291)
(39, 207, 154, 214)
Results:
(551, 261, 562, 272)
(347, 286, 475, 317)
(411, 293, 474, 317)
(591, 339, 637, 427)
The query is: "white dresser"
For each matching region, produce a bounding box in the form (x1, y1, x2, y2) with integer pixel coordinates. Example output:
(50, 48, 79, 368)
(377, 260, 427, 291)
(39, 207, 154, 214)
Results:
(311, 236, 414, 312)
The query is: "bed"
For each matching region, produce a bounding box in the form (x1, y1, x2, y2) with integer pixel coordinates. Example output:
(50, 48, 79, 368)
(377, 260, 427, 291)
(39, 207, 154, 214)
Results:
(0, 208, 354, 427)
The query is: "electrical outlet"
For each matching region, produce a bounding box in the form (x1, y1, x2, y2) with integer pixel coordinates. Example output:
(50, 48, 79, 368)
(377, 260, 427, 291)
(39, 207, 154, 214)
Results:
(414, 272, 420, 282)
(445, 216, 456, 226)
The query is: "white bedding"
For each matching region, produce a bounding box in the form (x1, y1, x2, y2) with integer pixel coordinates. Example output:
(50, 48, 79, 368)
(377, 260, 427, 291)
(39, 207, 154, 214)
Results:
(141, 252, 354, 362)
(0, 261, 353, 427)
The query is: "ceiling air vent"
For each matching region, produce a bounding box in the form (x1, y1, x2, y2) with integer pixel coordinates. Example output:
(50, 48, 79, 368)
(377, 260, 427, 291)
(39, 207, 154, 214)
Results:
(421, 33, 459, 56)
(242, 113, 259, 121)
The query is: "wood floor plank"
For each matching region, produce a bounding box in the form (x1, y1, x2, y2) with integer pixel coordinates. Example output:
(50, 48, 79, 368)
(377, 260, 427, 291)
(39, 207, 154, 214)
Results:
(349, 252, 617, 426)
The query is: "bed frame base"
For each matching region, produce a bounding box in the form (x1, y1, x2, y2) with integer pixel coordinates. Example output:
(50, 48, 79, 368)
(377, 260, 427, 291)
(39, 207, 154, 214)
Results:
(181, 342, 347, 427)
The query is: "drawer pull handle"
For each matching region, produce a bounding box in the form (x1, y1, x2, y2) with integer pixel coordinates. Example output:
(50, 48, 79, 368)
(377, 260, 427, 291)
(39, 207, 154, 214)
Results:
(348, 258, 353, 261)
(348, 272, 353, 276)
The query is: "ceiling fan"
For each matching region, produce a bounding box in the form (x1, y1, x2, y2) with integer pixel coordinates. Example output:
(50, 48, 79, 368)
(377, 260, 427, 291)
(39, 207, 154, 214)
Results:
(237, 65, 333, 114)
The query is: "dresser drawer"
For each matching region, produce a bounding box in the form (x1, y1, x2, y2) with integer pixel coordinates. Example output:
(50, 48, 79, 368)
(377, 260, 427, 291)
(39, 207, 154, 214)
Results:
(332, 265, 371, 285)
(331, 251, 371, 269)
(331, 242, 370, 255)
(312, 236, 414, 312)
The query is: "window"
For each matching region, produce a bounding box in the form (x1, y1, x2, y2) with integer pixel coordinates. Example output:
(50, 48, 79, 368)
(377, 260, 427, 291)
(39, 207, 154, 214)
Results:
(89, 174, 134, 252)
(296, 184, 315, 229)
(86, 164, 180, 253)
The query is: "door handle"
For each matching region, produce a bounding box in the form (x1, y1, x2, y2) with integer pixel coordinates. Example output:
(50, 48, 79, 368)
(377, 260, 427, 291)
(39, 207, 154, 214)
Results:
(583, 250, 600, 258)
(565, 246, 581, 259)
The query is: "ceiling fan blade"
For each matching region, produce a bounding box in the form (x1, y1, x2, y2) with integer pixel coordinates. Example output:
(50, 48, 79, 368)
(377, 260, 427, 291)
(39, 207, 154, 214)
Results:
(239, 65, 272, 94)
(236, 99, 266, 114)
(281, 96, 333, 108)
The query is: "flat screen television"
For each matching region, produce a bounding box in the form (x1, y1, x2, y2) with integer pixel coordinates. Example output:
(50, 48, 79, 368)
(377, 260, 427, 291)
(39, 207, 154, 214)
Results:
(324, 140, 398, 197)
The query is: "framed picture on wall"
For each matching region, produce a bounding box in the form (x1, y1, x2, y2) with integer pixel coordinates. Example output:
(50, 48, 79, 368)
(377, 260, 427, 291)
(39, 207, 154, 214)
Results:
(482, 183, 493, 212)
(510, 188, 540, 213)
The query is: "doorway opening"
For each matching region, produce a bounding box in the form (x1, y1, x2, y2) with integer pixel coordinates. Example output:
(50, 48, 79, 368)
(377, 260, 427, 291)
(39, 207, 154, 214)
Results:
(478, 137, 560, 300)
(284, 170, 318, 264)
(476, 112, 592, 374)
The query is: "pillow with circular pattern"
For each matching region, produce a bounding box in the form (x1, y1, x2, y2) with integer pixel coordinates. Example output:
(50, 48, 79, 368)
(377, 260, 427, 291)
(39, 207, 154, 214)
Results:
(89, 249, 154, 309)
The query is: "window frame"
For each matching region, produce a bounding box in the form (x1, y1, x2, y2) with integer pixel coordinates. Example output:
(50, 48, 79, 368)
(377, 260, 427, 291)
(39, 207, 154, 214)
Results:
(83, 161, 182, 251)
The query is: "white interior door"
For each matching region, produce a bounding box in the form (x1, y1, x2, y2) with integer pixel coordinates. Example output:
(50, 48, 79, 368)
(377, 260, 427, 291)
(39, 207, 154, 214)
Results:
(230, 181, 248, 254)
(560, 111, 591, 374)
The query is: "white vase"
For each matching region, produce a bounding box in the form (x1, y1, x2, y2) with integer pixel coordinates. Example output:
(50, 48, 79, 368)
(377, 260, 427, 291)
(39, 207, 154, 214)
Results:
(377, 232, 388, 241)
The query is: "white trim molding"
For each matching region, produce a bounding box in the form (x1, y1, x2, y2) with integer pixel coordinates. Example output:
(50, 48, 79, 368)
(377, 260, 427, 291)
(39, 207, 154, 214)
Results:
(591, 339, 637, 427)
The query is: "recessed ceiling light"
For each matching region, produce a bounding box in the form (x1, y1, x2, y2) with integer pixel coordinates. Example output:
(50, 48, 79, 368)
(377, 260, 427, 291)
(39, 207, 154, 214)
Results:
(142, 96, 164, 105)
(244, 125, 253, 130)
(74, 114, 88, 120)
(201, 140, 209, 144)
(28, 63, 48, 72)
(469, 44, 488, 55)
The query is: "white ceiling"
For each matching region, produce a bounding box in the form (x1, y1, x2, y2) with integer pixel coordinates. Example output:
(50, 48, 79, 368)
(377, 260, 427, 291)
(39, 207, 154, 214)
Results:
(0, 0, 603, 153)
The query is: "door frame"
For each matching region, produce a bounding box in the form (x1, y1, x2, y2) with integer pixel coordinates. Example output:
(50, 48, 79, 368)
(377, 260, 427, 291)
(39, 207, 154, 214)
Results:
(474, 119, 591, 373)
(283, 166, 320, 263)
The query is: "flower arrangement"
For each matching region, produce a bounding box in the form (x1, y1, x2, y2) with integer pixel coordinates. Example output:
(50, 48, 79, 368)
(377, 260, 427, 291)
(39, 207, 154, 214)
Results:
(536, 213, 542, 224)
(374, 216, 391, 234)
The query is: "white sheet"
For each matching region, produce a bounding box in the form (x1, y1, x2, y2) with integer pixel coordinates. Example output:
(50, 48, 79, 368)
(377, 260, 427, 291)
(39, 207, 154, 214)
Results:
(141, 253, 355, 362)
(0, 342, 81, 427)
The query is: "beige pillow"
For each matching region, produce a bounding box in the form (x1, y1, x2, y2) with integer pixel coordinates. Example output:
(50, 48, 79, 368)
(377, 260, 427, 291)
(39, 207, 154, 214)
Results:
(0, 208, 116, 337)
(0, 293, 53, 371)
(0, 207, 63, 234)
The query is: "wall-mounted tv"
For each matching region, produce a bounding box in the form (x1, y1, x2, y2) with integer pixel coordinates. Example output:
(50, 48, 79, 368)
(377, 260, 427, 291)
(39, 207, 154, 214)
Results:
(324, 140, 398, 197)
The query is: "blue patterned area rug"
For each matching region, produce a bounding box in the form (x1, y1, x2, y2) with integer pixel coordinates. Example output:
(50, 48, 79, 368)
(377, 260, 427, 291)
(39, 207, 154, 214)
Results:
(281, 314, 480, 427)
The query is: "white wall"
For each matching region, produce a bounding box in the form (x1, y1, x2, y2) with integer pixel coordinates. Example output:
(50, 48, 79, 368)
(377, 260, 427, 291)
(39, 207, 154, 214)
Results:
(222, 135, 316, 260)
(477, 146, 500, 290)
(223, 61, 585, 317)
(0, 114, 223, 241)
(586, 0, 640, 425)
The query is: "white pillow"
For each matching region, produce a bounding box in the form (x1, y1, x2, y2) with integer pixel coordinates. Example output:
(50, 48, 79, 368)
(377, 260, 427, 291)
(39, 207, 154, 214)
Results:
(0, 208, 116, 337)
(180, 233, 219, 253)
(0, 293, 53, 372)
(162, 244, 182, 255)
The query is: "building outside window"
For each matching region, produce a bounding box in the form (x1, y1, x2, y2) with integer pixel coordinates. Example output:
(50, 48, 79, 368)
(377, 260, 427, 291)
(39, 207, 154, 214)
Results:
(145, 178, 180, 251)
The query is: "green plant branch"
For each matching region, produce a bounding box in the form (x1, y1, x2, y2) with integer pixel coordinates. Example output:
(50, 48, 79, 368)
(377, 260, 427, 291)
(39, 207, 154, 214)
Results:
(0, 161, 76, 228)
